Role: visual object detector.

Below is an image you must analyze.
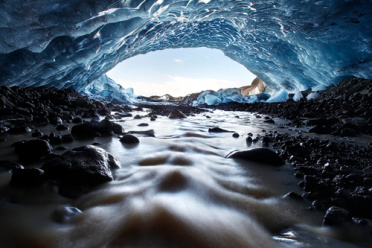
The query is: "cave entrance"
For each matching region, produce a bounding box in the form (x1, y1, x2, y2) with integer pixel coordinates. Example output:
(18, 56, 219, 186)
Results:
(107, 47, 256, 97)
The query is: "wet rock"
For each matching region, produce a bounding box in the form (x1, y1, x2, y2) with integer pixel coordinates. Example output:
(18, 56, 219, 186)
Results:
(61, 134, 74, 143)
(128, 129, 155, 137)
(263, 118, 275, 124)
(97, 119, 124, 135)
(8, 126, 32, 134)
(134, 115, 142, 119)
(246, 136, 253, 146)
(9, 168, 45, 187)
(323, 206, 351, 226)
(309, 125, 333, 134)
(208, 127, 231, 133)
(226, 148, 285, 166)
(71, 119, 123, 139)
(72, 117, 83, 124)
(120, 134, 140, 144)
(49, 116, 63, 125)
(71, 122, 97, 139)
(138, 123, 149, 127)
(56, 124, 69, 131)
(283, 192, 303, 201)
(41, 145, 120, 198)
(0, 161, 24, 173)
(52, 205, 82, 223)
(14, 139, 52, 162)
(232, 133, 240, 138)
(168, 109, 186, 119)
(32, 131, 43, 137)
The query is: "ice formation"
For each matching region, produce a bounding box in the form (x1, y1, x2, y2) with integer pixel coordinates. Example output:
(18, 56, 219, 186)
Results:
(306, 92, 320, 100)
(194, 88, 262, 106)
(0, 1, 371, 96)
(293, 92, 304, 102)
(266, 89, 289, 103)
(78, 74, 136, 104)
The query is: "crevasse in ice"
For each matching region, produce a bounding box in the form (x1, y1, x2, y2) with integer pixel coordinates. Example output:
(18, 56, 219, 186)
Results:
(0, 0, 371, 100)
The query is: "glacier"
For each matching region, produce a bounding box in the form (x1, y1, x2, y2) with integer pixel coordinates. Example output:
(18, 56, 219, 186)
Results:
(77, 74, 137, 104)
(194, 88, 265, 106)
(0, 0, 371, 97)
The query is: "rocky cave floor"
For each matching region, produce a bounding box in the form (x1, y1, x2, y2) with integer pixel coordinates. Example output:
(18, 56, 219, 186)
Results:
(0, 77, 371, 228)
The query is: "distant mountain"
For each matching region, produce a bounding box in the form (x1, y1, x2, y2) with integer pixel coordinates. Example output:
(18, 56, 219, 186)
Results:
(240, 77, 267, 96)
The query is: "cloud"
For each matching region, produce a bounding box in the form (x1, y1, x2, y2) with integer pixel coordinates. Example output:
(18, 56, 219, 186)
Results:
(173, 58, 183, 63)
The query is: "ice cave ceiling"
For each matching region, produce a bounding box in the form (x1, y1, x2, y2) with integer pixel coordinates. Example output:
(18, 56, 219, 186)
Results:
(0, 0, 371, 92)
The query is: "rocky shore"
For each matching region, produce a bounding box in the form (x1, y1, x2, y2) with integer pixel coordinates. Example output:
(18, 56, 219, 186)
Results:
(0, 77, 371, 228)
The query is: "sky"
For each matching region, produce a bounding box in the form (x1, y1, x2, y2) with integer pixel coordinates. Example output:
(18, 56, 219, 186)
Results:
(107, 47, 257, 97)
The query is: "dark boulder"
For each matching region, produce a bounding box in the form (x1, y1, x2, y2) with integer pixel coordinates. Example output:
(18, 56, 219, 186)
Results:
(226, 148, 285, 166)
(120, 134, 140, 144)
(323, 206, 351, 226)
(71, 122, 97, 139)
(0, 161, 24, 173)
(56, 124, 69, 131)
(9, 168, 45, 187)
(209, 127, 231, 133)
(41, 145, 121, 198)
(8, 126, 32, 134)
(72, 117, 83, 124)
(168, 109, 186, 119)
(71, 120, 123, 139)
(14, 139, 52, 162)
(97, 119, 123, 135)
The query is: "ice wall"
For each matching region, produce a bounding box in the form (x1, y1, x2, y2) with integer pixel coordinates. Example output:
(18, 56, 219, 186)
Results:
(0, 0, 371, 93)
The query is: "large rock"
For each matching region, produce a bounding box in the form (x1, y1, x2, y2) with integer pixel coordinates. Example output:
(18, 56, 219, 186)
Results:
(9, 168, 45, 187)
(226, 148, 285, 166)
(240, 77, 267, 96)
(323, 206, 351, 226)
(41, 145, 120, 198)
(71, 119, 124, 139)
(14, 139, 52, 162)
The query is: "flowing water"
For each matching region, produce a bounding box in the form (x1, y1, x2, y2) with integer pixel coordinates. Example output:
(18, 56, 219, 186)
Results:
(0, 109, 370, 248)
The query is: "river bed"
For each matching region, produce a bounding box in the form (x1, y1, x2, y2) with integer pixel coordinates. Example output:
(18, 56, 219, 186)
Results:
(0, 109, 370, 248)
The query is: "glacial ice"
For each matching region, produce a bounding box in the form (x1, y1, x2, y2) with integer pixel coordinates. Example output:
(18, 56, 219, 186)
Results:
(266, 89, 289, 103)
(306, 92, 320, 100)
(195, 88, 263, 106)
(79, 74, 136, 104)
(293, 92, 304, 102)
(0, 0, 371, 97)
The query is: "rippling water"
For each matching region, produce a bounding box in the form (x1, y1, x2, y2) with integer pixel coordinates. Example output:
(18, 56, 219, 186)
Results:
(0, 110, 370, 247)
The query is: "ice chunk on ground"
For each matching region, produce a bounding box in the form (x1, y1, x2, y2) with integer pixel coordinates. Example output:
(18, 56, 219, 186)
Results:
(293, 92, 304, 101)
(78, 74, 136, 104)
(266, 89, 289, 103)
(306, 92, 320, 100)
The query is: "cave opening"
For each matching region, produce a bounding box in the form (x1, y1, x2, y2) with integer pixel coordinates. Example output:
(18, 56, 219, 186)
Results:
(106, 47, 257, 97)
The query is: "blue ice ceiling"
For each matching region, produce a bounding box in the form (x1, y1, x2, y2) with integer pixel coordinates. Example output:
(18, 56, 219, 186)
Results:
(0, 0, 371, 92)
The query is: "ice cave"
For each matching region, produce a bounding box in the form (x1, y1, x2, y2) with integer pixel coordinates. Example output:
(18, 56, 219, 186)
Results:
(0, 0, 371, 97)
(0, 1, 372, 248)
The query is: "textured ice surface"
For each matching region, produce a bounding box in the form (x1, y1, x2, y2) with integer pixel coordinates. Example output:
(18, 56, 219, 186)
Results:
(0, 0, 371, 96)
(306, 92, 320, 100)
(195, 88, 261, 105)
(293, 92, 304, 102)
(266, 89, 289, 103)
(79, 74, 136, 104)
